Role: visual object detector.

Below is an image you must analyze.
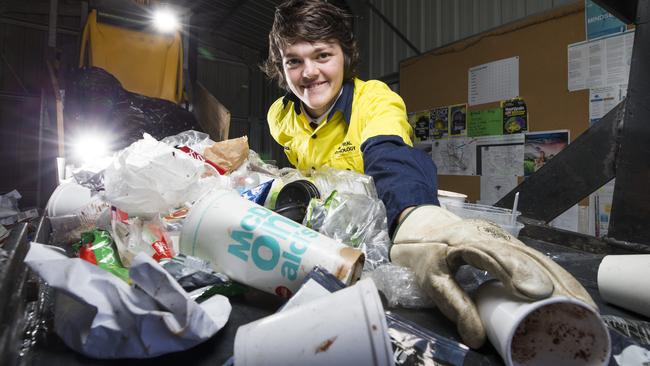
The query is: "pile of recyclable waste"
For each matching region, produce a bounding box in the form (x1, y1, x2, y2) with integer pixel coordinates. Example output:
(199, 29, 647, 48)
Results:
(28, 129, 650, 365)
(32, 129, 464, 364)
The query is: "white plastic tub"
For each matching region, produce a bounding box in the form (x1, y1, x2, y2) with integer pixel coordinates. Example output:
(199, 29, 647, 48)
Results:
(437, 189, 467, 209)
(445, 202, 524, 236)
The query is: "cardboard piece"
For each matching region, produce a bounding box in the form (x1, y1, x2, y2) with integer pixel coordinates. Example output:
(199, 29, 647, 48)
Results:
(194, 82, 231, 142)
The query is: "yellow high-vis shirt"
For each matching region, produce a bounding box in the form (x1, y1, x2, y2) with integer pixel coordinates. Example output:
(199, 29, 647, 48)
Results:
(267, 78, 413, 172)
(79, 10, 183, 103)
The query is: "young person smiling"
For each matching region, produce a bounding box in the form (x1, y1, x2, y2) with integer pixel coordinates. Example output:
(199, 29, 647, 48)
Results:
(263, 0, 439, 235)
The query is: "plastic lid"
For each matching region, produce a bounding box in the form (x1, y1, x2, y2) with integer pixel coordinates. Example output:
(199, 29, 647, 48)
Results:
(276, 180, 320, 208)
(274, 203, 308, 223)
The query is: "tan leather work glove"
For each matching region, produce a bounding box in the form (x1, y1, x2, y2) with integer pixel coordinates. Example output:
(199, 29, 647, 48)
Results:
(390, 205, 596, 349)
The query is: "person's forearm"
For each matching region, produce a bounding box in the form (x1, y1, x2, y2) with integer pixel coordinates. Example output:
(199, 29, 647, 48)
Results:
(361, 135, 439, 236)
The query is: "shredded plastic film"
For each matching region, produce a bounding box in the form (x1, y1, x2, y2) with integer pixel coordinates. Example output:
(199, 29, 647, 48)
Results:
(603, 315, 650, 346)
(370, 264, 435, 309)
(311, 166, 378, 199)
(386, 311, 470, 366)
(303, 191, 391, 271)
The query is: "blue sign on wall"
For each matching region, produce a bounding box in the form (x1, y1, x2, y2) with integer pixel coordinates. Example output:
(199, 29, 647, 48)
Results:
(585, 0, 626, 40)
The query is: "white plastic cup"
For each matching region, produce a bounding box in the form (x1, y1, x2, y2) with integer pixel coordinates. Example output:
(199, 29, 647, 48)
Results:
(180, 189, 364, 298)
(476, 280, 611, 366)
(56, 157, 66, 183)
(45, 182, 92, 217)
(234, 278, 393, 366)
(598, 255, 650, 318)
(437, 189, 467, 209)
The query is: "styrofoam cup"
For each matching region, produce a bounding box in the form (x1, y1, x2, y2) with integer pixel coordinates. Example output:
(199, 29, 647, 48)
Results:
(56, 157, 66, 183)
(234, 278, 393, 366)
(476, 280, 611, 366)
(438, 189, 467, 209)
(46, 182, 92, 217)
(180, 188, 365, 298)
(598, 255, 650, 318)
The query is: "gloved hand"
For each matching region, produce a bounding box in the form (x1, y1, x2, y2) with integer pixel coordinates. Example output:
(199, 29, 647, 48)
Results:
(390, 205, 595, 349)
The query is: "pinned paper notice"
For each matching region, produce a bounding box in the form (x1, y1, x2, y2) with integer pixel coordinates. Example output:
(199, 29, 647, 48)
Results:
(431, 137, 477, 176)
(568, 30, 634, 91)
(468, 57, 519, 106)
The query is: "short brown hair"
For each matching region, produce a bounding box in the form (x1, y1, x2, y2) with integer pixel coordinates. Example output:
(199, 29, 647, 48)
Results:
(262, 0, 359, 90)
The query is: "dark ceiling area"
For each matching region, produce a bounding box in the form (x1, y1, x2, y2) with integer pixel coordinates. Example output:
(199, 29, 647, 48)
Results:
(84, 0, 286, 53)
(178, 0, 354, 52)
(0, 0, 278, 53)
(0, 0, 357, 55)
(186, 0, 284, 53)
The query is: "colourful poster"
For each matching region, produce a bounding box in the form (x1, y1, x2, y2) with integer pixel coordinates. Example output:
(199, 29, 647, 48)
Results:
(524, 130, 569, 176)
(468, 108, 503, 137)
(585, 0, 626, 40)
(429, 106, 449, 139)
(501, 98, 528, 134)
(593, 179, 615, 237)
(448, 104, 467, 136)
(407, 110, 431, 143)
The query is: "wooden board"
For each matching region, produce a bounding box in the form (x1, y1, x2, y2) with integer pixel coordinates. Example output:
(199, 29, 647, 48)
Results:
(400, 2, 588, 203)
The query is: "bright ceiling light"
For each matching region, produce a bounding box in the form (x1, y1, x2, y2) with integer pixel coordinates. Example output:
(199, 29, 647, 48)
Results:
(153, 7, 179, 33)
(74, 133, 110, 164)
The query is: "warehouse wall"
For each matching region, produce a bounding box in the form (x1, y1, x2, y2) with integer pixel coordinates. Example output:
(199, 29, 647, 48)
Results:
(350, 0, 580, 84)
(0, 4, 292, 213)
(0, 0, 585, 207)
(0, 13, 80, 208)
(194, 32, 289, 167)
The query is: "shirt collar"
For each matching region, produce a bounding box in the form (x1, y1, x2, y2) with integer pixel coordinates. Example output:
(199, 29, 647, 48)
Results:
(281, 79, 355, 124)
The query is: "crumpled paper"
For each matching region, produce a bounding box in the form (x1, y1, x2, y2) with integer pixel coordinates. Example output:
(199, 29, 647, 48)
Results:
(203, 136, 249, 173)
(25, 243, 231, 359)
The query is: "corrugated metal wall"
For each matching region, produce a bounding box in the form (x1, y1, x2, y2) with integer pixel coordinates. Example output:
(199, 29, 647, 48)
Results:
(0, 18, 78, 207)
(194, 0, 582, 166)
(195, 38, 289, 166)
(0, 0, 586, 188)
(362, 0, 580, 80)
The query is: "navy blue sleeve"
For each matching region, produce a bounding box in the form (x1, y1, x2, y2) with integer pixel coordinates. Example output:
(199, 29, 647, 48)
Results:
(361, 135, 440, 236)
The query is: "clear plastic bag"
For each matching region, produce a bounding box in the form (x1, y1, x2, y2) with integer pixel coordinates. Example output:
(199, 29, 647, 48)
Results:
(72, 169, 105, 191)
(0, 189, 21, 218)
(606, 317, 650, 365)
(104, 134, 222, 217)
(160, 129, 216, 153)
(110, 215, 176, 267)
(386, 311, 471, 366)
(603, 315, 650, 346)
(162, 254, 230, 292)
(229, 161, 276, 194)
(303, 191, 391, 271)
(248, 149, 280, 176)
(311, 167, 378, 199)
(369, 264, 435, 309)
(49, 193, 111, 245)
(277, 167, 307, 184)
(68, 154, 115, 192)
